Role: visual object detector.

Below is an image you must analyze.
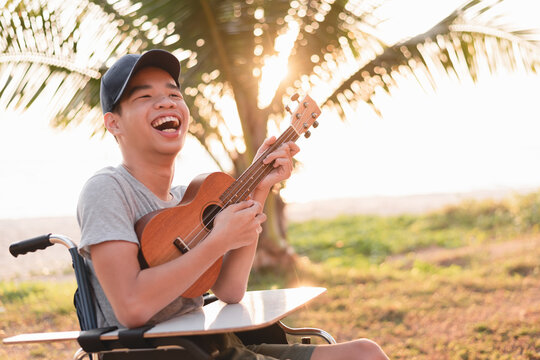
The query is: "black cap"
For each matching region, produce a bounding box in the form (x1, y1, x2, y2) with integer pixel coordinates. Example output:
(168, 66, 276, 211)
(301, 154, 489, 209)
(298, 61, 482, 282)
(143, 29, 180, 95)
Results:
(100, 49, 181, 114)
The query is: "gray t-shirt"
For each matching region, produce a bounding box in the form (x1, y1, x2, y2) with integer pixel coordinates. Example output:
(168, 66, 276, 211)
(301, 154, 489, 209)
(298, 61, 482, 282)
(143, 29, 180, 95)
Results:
(77, 165, 203, 328)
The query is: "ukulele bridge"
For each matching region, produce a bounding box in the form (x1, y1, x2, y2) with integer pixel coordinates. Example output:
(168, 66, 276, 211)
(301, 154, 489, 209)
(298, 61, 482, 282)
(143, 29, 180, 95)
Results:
(173, 237, 190, 254)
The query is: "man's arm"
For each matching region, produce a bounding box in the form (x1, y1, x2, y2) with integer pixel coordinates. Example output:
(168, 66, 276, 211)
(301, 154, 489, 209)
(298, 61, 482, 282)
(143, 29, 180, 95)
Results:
(91, 200, 264, 328)
(91, 236, 221, 328)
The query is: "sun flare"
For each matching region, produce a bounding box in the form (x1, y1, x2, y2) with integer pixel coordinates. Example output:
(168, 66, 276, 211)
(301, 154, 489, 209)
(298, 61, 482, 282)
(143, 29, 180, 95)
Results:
(257, 21, 300, 109)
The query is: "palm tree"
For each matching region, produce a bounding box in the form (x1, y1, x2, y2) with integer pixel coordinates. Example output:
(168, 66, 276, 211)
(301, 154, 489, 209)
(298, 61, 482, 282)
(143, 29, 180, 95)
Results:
(1, 0, 539, 268)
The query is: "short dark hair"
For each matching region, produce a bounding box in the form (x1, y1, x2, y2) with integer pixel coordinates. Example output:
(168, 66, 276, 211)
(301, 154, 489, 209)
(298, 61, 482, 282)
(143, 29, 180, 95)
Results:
(111, 102, 122, 115)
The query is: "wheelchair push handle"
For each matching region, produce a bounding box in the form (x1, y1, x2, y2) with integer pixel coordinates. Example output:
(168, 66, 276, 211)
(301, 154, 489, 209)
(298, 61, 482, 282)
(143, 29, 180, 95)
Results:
(9, 233, 77, 257)
(9, 233, 53, 257)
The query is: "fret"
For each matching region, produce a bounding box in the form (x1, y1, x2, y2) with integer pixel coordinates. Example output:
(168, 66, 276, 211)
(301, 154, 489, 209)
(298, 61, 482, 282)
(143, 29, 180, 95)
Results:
(219, 127, 298, 204)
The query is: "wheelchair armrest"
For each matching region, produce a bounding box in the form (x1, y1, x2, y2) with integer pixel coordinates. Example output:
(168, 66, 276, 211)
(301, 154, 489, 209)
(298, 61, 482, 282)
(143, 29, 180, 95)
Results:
(277, 321, 336, 344)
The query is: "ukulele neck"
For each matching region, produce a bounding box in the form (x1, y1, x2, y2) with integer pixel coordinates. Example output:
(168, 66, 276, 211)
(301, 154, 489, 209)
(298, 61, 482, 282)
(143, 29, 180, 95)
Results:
(219, 126, 299, 205)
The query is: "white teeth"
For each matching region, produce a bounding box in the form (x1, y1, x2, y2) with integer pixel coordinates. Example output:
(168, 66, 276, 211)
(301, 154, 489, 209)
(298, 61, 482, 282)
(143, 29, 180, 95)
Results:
(151, 116, 179, 128)
(162, 128, 176, 133)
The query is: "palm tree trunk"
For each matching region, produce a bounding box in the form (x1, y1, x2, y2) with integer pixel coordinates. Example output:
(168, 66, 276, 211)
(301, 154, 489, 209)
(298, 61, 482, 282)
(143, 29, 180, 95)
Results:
(254, 191, 296, 270)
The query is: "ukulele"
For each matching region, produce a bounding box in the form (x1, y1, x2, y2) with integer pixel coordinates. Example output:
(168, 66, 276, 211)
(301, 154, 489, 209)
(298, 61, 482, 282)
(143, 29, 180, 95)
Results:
(135, 94, 321, 298)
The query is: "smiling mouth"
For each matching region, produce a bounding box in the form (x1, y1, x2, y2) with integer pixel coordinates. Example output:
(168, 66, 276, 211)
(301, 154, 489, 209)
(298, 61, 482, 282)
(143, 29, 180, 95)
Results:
(151, 116, 180, 132)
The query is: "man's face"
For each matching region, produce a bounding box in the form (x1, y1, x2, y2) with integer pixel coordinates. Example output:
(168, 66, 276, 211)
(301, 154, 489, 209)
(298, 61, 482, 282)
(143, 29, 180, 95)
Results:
(107, 66, 190, 160)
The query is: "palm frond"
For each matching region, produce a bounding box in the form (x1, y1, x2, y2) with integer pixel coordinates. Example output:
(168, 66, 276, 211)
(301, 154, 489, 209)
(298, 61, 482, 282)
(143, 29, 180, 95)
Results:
(268, 0, 389, 112)
(0, 0, 154, 130)
(325, 0, 540, 117)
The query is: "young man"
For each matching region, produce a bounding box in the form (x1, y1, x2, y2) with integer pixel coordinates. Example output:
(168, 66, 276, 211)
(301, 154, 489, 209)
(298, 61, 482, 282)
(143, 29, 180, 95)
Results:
(78, 49, 389, 359)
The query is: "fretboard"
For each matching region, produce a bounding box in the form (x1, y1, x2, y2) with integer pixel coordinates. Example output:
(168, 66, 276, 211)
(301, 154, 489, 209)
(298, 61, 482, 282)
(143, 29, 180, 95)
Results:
(219, 126, 299, 205)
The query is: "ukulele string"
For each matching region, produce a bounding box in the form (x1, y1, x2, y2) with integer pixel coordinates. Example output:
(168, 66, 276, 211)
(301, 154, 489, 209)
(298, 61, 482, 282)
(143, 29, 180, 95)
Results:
(221, 127, 298, 203)
(205, 127, 300, 221)
(180, 127, 301, 250)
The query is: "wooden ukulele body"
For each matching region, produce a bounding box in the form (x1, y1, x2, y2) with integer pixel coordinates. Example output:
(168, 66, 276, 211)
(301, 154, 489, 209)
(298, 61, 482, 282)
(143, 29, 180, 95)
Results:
(135, 172, 235, 298)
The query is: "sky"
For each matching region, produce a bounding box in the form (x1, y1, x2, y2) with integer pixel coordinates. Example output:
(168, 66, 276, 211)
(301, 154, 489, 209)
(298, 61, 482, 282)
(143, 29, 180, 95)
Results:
(1, 0, 540, 219)
(282, 71, 540, 202)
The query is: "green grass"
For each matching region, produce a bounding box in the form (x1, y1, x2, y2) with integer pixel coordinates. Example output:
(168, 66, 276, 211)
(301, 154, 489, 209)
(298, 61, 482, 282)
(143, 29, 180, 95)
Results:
(0, 280, 79, 359)
(0, 281, 76, 319)
(2, 191, 540, 359)
(288, 191, 540, 268)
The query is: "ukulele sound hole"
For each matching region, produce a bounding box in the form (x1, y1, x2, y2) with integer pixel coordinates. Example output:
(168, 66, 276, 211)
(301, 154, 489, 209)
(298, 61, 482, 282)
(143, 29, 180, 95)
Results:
(202, 204, 222, 231)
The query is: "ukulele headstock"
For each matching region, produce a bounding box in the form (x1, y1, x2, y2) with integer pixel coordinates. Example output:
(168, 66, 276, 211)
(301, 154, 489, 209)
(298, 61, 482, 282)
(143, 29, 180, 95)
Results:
(286, 93, 321, 138)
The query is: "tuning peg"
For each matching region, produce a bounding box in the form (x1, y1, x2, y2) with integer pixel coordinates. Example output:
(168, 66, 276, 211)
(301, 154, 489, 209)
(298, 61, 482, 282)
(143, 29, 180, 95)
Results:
(285, 105, 292, 114)
(304, 131, 311, 138)
(312, 121, 319, 128)
(291, 93, 299, 101)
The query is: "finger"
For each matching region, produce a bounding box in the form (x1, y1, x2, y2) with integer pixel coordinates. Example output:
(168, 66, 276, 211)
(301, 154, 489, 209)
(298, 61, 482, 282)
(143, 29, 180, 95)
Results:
(257, 213, 267, 224)
(276, 143, 295, 157)
(265, 143, 298, 163)
(287, 142, 300, 156)
(229, 199, 255, 212)
(271, 158, 293, 170)
(251, 200, 263, 213)
(246, 200, 262, 216)
(253, 200, 263, 213)
(280, 143, 292, 156)
(260, 136, 277, 153)
(237, 200, 261, 216)
(255, 218, 265, 233)
(263, 148, 289, 164)
(265, 136, 277, 145)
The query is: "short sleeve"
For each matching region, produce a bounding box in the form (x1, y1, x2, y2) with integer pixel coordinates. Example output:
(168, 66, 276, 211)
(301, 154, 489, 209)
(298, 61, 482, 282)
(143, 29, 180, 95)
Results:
(77, 174, 139, 259)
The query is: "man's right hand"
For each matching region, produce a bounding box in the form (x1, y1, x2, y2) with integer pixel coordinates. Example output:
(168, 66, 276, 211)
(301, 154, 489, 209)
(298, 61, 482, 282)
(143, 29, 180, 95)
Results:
(211, 200, 266, 252)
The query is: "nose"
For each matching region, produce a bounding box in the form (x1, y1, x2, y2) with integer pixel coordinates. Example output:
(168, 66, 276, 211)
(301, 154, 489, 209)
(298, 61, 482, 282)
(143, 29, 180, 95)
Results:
(154, 95, 176, 109)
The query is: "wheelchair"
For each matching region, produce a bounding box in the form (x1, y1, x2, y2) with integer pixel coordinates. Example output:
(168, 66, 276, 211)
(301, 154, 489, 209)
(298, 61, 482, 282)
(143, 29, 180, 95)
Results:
(5, 233, 335, 359)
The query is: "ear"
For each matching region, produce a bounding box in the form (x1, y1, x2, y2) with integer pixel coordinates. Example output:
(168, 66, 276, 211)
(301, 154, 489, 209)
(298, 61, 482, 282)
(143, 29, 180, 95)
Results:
(104, 112, 122, 136)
